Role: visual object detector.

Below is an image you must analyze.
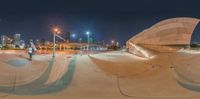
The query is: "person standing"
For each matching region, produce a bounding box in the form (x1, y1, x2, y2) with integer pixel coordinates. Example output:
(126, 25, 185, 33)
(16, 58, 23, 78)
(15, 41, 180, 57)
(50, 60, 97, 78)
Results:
(28, 47, 34, 61)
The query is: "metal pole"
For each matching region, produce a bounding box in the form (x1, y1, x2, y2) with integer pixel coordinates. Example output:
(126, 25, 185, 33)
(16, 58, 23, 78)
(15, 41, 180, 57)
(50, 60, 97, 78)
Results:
(53, 32, 56, 57)
(87, 34, 90, 51)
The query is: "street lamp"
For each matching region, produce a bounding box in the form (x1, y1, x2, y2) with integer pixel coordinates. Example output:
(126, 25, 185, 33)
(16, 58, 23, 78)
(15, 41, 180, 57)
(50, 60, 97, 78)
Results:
(86, 31, 90, 51)
(71, 33, 76, 39)
(52, 27, 60, 57)
(111, 40, 115, 44)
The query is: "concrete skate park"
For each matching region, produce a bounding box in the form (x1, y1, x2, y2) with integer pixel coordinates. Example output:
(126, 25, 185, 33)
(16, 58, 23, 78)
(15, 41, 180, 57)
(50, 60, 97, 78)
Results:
(1, 17, 200, 99)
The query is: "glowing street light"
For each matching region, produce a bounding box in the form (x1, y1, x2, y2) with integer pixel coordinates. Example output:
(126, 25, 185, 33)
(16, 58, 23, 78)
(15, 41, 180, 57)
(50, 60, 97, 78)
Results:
(111, 40, 115, 44)
(52, 27, 61, 57)
(54, 28, 59, 32)
(86, 31, 90, 35)
(86, 31, 90, 51)
(71, 33, 76, 38)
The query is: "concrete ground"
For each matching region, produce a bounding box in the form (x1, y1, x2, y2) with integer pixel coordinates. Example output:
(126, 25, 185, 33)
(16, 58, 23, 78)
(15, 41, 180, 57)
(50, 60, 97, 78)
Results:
(0, 50, 200, 99)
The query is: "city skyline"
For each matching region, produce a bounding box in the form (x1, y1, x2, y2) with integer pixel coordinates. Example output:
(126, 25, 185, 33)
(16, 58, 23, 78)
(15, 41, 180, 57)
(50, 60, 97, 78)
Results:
(1, 0, 200, 45)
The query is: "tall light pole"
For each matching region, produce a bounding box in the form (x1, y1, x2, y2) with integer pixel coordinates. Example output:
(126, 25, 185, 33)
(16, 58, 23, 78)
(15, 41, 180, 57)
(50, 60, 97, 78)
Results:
(111, 40, 115, 44)
(53, 28, 60, 57)
(86, 31, 90, 51)
(71, 33, 76, 42)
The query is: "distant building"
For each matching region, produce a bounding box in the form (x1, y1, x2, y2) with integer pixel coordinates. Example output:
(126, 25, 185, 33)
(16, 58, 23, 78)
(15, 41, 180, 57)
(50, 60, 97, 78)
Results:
(13, 34, 21, 46)
(35, 39, 41, 46)
(65, 32, 71, 42)
(1, 35, 7, 46)
(1, 35, 13, 47)
(19, 40, 25, 49)
(44, 41, 52, 46)
(40, 38, 46, 45)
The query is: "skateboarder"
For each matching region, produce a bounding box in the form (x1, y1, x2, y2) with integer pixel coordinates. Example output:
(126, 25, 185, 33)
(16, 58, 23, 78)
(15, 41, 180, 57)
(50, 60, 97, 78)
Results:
(28, 47, 34, 61)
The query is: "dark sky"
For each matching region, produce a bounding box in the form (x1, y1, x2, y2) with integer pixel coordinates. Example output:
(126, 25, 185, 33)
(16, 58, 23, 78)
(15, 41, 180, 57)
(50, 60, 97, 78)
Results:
(0, 0, 200, 45)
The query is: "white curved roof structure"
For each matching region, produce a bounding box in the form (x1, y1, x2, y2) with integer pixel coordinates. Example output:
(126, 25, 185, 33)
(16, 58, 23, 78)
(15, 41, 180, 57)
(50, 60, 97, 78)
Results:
(128, 17, 200, 45)
(127, 17, 200, 58)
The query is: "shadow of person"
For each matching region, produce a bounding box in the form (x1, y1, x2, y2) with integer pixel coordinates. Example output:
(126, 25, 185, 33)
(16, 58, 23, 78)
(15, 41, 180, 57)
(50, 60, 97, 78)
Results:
(16, 54, 32, 61)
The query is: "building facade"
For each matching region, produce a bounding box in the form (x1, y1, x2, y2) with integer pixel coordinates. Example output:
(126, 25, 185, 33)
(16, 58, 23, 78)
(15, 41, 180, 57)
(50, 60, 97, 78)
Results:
(13, 34, 21, 46)
(1, 35, 12, 47)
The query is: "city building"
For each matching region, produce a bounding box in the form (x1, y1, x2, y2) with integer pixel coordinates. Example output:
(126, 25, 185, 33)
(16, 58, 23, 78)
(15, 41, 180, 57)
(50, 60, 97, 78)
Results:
(35, 39, 41, 46)
(44, 41, 52, 46)
(40, 38, 46, 45)
(65, 32, 71, 43)
(1, 35, 13, 47)
(19, 40, 25, 49)
(13, 33, 21, 46)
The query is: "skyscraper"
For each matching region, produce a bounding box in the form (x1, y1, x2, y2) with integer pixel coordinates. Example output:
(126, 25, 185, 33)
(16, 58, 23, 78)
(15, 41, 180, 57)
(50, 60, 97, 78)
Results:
(1, 35, 12, 47)
(65, 32, 71, 43)
(13, 34, 21, 46)
(1, 35, 7, 47)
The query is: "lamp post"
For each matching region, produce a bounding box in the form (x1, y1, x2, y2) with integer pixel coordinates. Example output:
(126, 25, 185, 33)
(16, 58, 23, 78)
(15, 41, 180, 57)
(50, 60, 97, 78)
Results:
(71, 33, 76, 42)
(111, 40, 115, 45)
(71, 33, 76, 38)
(86, 31, 90, 51)
(52, 28, 60, 57)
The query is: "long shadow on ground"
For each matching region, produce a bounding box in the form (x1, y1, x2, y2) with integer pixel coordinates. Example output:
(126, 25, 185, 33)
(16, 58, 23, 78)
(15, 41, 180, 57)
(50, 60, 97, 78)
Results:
(177, 80, 200, 92)
(0, 56, 77, 95)
(173, 66, 200, 92)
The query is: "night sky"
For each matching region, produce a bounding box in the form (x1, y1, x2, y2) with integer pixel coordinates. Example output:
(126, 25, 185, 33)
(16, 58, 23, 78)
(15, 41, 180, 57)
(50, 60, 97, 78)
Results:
(0, 0, 200, 45)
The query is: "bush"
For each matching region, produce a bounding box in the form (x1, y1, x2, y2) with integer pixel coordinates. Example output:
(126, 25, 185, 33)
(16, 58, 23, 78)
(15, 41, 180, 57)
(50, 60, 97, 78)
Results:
(107, 45, 120, 50)
(190, 44, 199, 48)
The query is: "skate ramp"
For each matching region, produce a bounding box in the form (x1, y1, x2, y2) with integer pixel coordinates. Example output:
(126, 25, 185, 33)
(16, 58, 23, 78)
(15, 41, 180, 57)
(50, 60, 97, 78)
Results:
(89, 51, 200, 98)
(0, 54, 49, 87)
(171, 51, 200, 92)
(0, 54, 76, 95)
